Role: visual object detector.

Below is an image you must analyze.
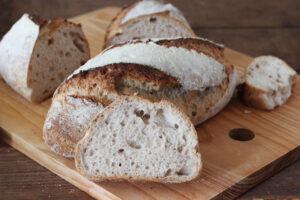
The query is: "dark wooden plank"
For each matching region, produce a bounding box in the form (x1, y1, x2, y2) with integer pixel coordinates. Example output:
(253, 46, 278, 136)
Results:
(1, 0, 299, 72)
(0, 139, 93, 200)
(239, 157, 300, 199)
(5, 0, 300, 28)
(171, 0, 300, 28)
(0, 138, 299, 200)
(194, 28, 300, 72)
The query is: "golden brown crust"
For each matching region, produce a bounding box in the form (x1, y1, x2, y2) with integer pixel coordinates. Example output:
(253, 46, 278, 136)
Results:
(44, 124, 76, 157)
(75, 96, 202, 183)
(242, 83, 268, 109)
(61, 63, 180, 92)
(243, 73, 297, 110)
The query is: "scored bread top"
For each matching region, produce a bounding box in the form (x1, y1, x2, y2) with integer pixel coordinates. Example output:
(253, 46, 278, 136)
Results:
(120, 0, 189, 25)
(68, 38, 229, 92)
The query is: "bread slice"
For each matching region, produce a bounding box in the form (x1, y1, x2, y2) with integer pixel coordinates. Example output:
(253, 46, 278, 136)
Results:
(104, 0, 195, 48)
(44, 38, 237, 157)
(0, 14, 90, 103)
(75, 96, 202, 183)
(243, 56, 297, 110)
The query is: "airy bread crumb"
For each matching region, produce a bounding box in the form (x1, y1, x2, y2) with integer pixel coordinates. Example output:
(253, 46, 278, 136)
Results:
(243, 56, 296, 110)
(75, 96, 202, 183)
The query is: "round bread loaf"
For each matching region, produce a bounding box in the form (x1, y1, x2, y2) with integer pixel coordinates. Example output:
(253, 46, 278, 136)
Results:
(43, 38, 237, 157)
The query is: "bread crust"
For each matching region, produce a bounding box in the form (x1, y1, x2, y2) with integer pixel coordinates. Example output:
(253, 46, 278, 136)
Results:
(44, 38, 236, 157)
(75, 96, 202, 183)
(0, 14, 90, 103)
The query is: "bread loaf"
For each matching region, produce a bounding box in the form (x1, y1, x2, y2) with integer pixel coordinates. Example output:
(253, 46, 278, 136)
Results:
(43, 38, 237, 157)
(104, 0, 195, 47)
(0, 14, 90, 103)
(75, 96, 202, 183)
(243, 56, 297, 110)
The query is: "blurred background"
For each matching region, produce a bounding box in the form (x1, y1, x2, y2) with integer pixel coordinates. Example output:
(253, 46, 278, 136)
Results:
(0, 0, 299, 73)
(0, 0, 299, 199)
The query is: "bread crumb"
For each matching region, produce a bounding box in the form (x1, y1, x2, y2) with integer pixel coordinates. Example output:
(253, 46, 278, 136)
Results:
(244, 109, 251, 114)
(69, 189, 75, 194)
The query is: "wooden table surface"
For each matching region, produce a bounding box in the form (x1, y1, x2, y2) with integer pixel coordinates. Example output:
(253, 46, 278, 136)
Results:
(0, 0, 299, 199)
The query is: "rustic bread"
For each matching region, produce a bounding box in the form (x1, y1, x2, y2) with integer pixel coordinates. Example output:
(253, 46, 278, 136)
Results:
(104, 0, 195, 48)
(75, 96, 202, 183)
(0, 14, 90, 103)
(43, 96, 104, 157)
(243, 56, 297, 110)
(43, 38, 237, 157)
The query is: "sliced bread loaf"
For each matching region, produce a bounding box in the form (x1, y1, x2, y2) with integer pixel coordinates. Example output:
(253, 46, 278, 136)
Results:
(44, 38, 237, 157)
(0, 14, 90, 103)
(75, 96, 202, 183)
(243, 56, 297, 110)
(104, 0, 195, 47)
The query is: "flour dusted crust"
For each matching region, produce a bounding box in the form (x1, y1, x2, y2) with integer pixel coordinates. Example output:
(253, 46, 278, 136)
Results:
(71, 38, 228, 91)
(104, 0, 195, 48)
(0, 14, 39, 99)
(43, 96, 104, 157)
(44, 38, 237, 157)
(75, 96, 202, 183)
(0, 14, 90, 103)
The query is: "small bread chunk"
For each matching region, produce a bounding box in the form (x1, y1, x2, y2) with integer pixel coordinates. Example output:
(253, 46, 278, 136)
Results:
(0, 14, 90, 103)
(243, 56, 297, 110)
(75, 96, 202, 183)
(104, 0, 195, 47)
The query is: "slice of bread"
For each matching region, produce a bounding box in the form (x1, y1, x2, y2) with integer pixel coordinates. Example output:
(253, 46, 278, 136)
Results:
(104, 0, 195, 48)
(243, 56, 297, 110)
(75, 96, 202, 183)
(44, 38, 237, 157)
(0, 14, 90, 103)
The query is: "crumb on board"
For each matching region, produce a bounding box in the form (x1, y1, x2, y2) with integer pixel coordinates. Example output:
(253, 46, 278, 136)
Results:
(244, 109, 252, 114)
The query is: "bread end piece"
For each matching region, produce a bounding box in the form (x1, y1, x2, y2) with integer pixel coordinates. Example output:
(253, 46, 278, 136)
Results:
(104, 0, 195, 48)
(243, 56, 297, 110)
(75, 96, 202, 183)
(43, 96, 104, 157)
(0, 13, 90, 103)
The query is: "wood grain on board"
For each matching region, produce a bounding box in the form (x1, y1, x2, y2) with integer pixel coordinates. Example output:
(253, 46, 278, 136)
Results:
(0, 6, 299, 200)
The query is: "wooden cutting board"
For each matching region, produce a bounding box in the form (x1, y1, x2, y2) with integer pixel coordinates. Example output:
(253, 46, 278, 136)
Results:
(0, 7, 299, 200)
